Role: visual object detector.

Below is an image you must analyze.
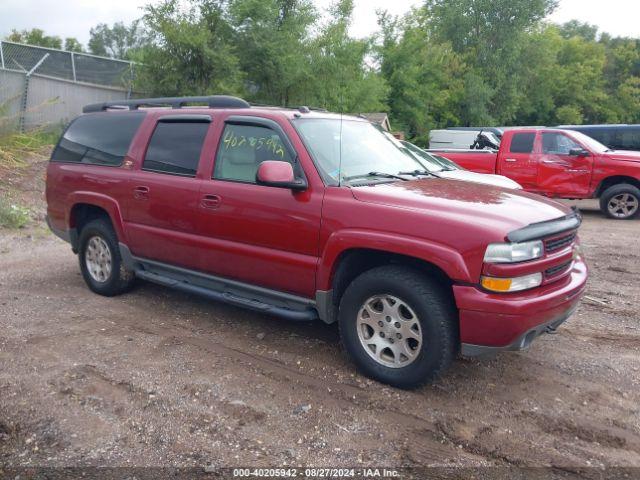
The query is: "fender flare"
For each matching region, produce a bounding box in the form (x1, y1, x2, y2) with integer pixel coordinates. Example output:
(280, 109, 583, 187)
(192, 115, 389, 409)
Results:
(316, 229, 473, 291)
(66, 192, 128, 245)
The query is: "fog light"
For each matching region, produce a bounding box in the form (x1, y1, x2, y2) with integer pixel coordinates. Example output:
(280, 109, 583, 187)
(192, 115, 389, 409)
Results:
(481, 272, 542, 292)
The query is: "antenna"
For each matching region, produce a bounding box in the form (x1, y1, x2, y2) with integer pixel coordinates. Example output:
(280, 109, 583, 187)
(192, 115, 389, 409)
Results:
(338, 91, 344, 187)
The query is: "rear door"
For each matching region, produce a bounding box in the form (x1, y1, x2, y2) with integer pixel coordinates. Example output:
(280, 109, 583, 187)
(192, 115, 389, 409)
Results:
(537, 131, 593, 197)
(124, 115, 211, 269)
(497, 132, 539, 190)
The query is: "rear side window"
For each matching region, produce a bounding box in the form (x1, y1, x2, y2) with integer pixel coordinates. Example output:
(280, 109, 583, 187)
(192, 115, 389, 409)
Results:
(51, 113, 144, 166)
(509, 133, 535, 153)
(143, 122, 209, 177)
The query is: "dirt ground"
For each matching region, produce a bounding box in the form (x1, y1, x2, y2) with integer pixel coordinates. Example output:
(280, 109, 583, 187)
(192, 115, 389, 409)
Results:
(0, 154, 639, 475)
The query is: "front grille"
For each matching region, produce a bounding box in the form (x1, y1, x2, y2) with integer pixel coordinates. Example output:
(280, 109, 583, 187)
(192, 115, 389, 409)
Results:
(545, 260, 572, 277)
(544, 232, 576, 253)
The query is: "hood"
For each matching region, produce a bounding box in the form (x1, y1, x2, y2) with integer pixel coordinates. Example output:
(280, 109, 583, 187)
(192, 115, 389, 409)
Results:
(350, 178, 572, 237)
(606, 150, 640, 163)
(438, 170, 522, 189)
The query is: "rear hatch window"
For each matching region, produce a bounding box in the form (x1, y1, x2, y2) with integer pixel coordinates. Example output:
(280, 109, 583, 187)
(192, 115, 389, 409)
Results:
(51, 112, 145, 166)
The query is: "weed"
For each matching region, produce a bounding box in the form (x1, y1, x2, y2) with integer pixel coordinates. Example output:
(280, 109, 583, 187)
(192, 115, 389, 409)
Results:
(0, 199, 31, 228)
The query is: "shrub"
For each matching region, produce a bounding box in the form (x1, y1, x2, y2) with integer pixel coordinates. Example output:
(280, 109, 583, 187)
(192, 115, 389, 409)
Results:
(0, 200, 31, 229)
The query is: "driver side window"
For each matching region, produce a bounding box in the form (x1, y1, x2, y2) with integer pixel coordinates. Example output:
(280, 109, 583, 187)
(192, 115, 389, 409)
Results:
(214, 123, 294, 183)
(542, 133, 580, 155)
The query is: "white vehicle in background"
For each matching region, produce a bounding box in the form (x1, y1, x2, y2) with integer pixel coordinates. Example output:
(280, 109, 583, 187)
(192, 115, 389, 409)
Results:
(400, 141, 522, 190)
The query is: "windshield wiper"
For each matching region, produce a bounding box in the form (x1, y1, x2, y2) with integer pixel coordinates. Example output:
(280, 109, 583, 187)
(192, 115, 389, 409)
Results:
(398, 169, 441, 178)
(344, 171, 410, 182)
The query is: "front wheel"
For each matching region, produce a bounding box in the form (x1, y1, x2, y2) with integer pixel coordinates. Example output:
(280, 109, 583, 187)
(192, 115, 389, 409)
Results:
(338, 266, 458, 389)
(600, 184, 640, 220)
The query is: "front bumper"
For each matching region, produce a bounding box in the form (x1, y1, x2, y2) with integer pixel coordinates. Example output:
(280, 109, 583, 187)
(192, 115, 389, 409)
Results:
(454, 258, 588, 355)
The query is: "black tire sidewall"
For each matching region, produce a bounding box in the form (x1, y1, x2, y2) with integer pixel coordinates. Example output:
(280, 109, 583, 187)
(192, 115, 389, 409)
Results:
(600, 184, 640, 220)
(339, 267, 456, 388)
(78, 220, 124, 296)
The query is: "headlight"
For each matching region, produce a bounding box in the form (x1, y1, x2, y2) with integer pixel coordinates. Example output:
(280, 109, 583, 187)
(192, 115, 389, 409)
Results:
(484, 240, 543, 263)
(481, 272, 542, 292)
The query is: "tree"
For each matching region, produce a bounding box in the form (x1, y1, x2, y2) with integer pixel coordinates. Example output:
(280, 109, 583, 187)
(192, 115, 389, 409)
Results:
(304, 0, 388, 112)
(6, 28, 62, 49)
(229, 0, 317, 106)
(377, 8, 464, 142)
(423, 0, 558, 124)
(137, 0, 243, 96)
(88, 21, 144, 59)
(64, 38, 84, 53)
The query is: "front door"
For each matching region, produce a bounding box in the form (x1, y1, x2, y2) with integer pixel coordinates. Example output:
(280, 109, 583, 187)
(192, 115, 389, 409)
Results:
(537, 131, 593, 197)
(498, 132, 539, 191)
(196, 117, 323, 298)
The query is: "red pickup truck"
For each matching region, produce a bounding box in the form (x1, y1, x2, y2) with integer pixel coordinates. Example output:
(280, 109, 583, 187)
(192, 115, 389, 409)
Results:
(46, 96, 588, 388)
(432, 128, 640, 219)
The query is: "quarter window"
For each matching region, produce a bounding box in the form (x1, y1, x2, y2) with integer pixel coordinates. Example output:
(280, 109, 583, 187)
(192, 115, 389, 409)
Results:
(51, 113, 145, 166)
(143, 121, 209, 177)
(214, 123, 294, 183)
(509, 133, 535, 153)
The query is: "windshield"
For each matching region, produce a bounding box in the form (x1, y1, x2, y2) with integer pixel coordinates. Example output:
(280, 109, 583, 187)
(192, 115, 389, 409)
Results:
(568, 130, 609, 153)
(400, 141, 461, 171)
(292, 119, 425, 185)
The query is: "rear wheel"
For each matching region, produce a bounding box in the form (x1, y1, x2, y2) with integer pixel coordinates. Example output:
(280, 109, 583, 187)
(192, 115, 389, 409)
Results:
(338, 265, 458, 389)
(78, 218, 135, 296)
(600, 184, 640, 220)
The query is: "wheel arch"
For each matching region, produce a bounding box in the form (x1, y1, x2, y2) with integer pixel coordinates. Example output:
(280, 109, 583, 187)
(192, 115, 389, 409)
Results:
(316, 231, 469, 323)
(595, 176, 640, 197)
(67, 193, 126, 251)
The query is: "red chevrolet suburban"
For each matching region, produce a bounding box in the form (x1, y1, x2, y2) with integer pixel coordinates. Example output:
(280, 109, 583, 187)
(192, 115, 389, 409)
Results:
(432, 128, 640, 219)
(46, 96, 588, 388)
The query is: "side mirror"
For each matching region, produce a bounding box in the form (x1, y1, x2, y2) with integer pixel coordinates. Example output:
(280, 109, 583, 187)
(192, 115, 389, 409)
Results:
(569, 148, 590, 157)
(256, 161, 307, 190)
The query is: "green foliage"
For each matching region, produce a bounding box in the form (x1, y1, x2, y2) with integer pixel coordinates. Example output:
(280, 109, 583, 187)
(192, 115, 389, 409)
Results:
(64, 37, 84, 53)
(6, 28, 63, 49)
(136, 0, 244, 96)
(5, 28, 84, 53)
(0, 201, 30, 229)
(88, 21, 144, 59)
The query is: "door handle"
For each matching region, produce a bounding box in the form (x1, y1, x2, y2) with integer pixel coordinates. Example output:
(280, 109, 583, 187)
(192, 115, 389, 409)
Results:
(133, 185, 150, 200)
(504, 158, 517, 162)
(201, 194, 221, 209)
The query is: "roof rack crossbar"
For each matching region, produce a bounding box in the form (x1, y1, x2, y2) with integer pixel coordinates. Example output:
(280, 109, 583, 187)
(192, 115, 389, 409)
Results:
(83, 95, 251, 113)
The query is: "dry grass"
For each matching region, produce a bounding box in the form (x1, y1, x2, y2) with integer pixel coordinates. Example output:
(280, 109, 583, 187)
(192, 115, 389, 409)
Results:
(0, 129, 59, 168)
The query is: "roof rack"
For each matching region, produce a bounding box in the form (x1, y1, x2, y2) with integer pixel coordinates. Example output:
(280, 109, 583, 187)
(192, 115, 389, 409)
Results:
(249, 102, 328, 113)
(83, 95, 251, 113)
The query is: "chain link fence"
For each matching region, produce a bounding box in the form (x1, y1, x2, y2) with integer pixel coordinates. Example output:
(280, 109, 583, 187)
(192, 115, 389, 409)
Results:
(0, 41, 135, 133)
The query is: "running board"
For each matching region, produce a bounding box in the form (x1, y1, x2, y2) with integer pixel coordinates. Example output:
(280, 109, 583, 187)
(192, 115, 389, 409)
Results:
(120, 244, 318, 322)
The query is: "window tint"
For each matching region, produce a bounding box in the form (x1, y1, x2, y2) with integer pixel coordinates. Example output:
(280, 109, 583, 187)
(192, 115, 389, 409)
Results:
(51, 113, 144, 166)
(143, 122, 209, 177)
(214, 123, 294, 183)
(509, 133, 535, 153)
(542, 133, 580, 154)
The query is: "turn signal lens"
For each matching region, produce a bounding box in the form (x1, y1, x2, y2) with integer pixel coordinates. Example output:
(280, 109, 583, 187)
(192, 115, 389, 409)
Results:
(481, 272, 542, 293)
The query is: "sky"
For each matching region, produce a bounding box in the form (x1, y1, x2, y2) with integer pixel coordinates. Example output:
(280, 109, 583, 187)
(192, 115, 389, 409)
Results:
(0, 0, 638, 48)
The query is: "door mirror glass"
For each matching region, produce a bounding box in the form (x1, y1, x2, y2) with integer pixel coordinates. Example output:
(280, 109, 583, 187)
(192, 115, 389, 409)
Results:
(569, 148, 590, 157)
(256, 161, 306, 190)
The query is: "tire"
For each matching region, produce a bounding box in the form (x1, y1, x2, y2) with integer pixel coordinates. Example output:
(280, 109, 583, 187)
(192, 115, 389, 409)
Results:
(78, 218, 135, 296)
(338, 265, 458, 389)
(599, 183, 640, 220)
